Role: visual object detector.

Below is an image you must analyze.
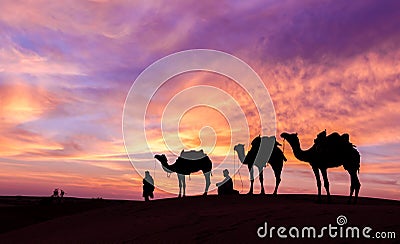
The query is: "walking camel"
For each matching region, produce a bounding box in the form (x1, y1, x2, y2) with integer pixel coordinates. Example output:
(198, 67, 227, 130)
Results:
(234, 135, 287, 195)
(280, 131, 361, 203)
(154, 150, 212, 197)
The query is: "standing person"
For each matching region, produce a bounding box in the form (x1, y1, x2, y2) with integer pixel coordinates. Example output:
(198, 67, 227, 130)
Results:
(143, 171, 155, 201)
(60, 189, 65, 198)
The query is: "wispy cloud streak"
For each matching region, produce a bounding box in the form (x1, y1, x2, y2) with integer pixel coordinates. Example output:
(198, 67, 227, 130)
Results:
(0, 0, 399, 199)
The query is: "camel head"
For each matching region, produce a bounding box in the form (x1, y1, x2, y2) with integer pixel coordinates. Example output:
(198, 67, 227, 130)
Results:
(154, 154, 173, 173)
(233, 144, 245, 154)
(154, 154, 167, 163)
(280, 132, 299, 145)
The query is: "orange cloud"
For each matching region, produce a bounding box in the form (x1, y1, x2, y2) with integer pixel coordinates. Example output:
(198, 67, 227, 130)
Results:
(0, 0, 399, 200)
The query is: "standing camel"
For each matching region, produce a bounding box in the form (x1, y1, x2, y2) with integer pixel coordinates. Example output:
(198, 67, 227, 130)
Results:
(154, 150, 212, 197)
(280, 131, 361, 203)
(234, 135, 287, 195)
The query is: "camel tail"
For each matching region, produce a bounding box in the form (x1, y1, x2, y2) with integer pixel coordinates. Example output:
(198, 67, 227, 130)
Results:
(352, 147, 361, 174)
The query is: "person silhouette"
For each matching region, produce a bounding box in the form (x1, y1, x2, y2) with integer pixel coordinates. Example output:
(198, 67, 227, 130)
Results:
(216, 169, 239, 196)
(60, 189, 65, 198)
(143, 171, 155, 201)
(52, 188, 59, 197)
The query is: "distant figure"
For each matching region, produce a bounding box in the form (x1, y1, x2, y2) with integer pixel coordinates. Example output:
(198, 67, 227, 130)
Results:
(216, 169, 239, 196)
(52, 188, 59, 198)
(60, 189, 65, 198)
(143, 171, 155, 201)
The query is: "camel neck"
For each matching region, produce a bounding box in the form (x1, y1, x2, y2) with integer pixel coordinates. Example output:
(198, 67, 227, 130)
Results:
(163, 162, 173, 171)
(235, 148, 246, 163)
(157, 158, 174, 173)
(287, 138, 312, 162)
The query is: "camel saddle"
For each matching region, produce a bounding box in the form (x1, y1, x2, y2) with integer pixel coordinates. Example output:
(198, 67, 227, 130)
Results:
(179, 149, 207, 160)
(315, 131, 355, 153)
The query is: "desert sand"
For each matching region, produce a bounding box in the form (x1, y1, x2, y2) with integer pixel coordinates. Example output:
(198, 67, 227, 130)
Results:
(0, 194, 398, 243)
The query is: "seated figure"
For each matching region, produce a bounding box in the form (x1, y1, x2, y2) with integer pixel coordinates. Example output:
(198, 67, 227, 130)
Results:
(216, 169, 239, 196)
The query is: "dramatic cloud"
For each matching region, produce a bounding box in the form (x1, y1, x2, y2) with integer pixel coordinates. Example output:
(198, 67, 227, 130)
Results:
(0, 0, 399, 199)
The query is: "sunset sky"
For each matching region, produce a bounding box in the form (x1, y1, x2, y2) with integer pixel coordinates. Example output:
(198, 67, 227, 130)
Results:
(0, 0, 399, 200)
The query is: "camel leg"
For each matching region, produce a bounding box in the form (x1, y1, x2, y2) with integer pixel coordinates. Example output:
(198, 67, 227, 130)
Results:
(354, 174, 360, 204)
(177, 174, 185, 198)
(177, 174, 182, 198)
(320, 168, 331, 203)
(272, 166, 282, 196)
(258, 166, 265, 195)
(348, 171, 355, 204)
(348, 170, 360, 204)
(203, 172, 211, 196)
(312, 166, 322, 203)
(182, 175, 186, 197)
(348, 178, 354, 204)
(248, 165, 254, 195)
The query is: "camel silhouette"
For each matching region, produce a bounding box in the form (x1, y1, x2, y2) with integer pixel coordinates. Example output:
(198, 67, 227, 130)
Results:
(154, 150, 212, 197)
(234, 135, 287, 195)
(280, 131, 361, 204)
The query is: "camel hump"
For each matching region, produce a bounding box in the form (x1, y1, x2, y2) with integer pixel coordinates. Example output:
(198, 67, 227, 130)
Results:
(326, 132, 354, 148)
(180, 149, 207, 160)
(251, 136, 261, 147)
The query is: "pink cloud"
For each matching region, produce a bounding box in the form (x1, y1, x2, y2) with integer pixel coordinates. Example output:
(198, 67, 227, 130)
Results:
(0, 0, 399, 200)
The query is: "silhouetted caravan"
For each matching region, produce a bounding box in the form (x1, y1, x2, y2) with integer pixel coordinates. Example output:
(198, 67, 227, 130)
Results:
(143, 171, 155, 201)
(281, 130, 361, 204)
(154, 150, 212, 197)
(234, 135, 287, 195)
(216, 169, 239, 196)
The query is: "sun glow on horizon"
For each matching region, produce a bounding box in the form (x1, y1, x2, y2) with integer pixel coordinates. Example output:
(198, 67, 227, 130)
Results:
(0, 0, 399, 200)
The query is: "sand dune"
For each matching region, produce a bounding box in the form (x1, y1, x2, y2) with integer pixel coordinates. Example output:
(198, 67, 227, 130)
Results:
(0, 194, 398, 243)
